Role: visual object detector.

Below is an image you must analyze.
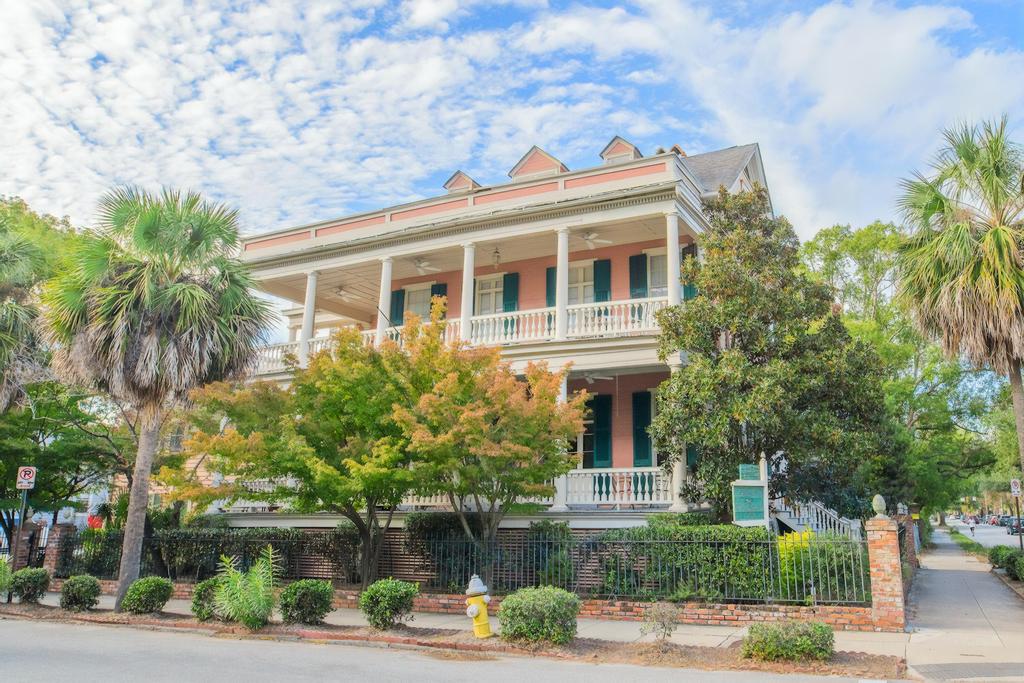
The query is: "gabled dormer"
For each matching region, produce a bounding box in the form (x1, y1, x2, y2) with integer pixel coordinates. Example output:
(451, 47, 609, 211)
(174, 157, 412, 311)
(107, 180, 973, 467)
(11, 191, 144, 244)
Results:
(443, 170, 481, 194)
(600, 136, 643, 164)
(508, 146, 568, 180)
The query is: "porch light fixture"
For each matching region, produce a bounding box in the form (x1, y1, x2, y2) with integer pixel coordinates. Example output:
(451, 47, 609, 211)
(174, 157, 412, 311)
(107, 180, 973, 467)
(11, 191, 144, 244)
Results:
(492, 247, 501, 269)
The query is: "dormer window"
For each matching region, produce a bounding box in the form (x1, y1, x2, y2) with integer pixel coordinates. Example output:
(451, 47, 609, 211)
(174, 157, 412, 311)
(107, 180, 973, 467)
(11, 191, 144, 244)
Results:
(599, 136, 643, 165)
(443, 170, 480, 194)
(508, 146, 568, 180)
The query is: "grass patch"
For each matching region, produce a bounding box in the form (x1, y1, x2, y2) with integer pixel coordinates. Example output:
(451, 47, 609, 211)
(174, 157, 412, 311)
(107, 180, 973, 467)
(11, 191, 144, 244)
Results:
(948, 528, 988, 560)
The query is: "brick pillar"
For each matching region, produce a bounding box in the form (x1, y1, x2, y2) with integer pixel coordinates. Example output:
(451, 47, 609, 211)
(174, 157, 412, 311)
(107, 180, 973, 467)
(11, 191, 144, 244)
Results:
(894, 514, 919, 568)
(41, 524, 76, 577)
(10, 521, 39, 571)
(866, 515, 906, 631)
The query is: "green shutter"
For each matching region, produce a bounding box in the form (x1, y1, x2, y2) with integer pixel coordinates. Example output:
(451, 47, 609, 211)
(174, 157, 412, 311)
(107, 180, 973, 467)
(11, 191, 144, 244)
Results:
(628, 254, 648, 299)
(430, 283, 448, 318)
(389, 289, 405, 326)
(593, 259, 611, 302)
(592, 394, 612, 468)
(545, 266, 556, 307)
(682, 244, 698, 300)
(631, 391, 652, 467)
(686, 443, 700, 469)
(502, 273, 519, 312)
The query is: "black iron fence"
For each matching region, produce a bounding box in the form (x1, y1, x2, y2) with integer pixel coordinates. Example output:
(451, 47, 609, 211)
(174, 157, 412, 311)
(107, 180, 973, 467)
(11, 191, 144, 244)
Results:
(52, 528, 869, 606)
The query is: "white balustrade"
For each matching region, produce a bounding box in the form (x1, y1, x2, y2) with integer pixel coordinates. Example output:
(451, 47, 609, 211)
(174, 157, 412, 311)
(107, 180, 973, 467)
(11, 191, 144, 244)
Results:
(469, 307, 556, 345)
(773, 497, 862, 539)
(254, 341, 300, 375)
(563, 466, 672, 508)
(566, 297, 668, 338)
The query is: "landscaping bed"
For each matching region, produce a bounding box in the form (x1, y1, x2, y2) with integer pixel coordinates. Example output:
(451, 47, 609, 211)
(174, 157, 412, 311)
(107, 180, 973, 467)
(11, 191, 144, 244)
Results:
(0, 602, 906, 680)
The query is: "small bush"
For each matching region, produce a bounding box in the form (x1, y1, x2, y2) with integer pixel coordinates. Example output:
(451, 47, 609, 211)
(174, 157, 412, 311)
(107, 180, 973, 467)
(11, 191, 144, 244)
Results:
(60, 575, 102, 611)
(191, 577, 222, 621)
(741, 621, 834, 661)
(1014, 555, 1024, 583)
(121, 576, 174, 613)
(988, 545, 1015, 568)
(0, 556, 11, 593)
(214, 545, 278, 630)
(11, 568, 50, 603)
(359, 578, 418, 630)
(280, 579, 334, 625)
(499, 586, 580, 645)
(640, 602, 679, 641)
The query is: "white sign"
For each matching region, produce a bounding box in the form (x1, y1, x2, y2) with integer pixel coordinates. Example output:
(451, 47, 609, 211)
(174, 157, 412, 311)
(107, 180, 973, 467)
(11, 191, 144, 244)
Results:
(1012, 478, 1022, 498)
(16, 465, 36, 490)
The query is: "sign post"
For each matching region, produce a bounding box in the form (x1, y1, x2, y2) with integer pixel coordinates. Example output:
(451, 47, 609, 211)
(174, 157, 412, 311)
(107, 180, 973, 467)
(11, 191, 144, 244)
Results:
(731, 454, 770, 529)
(9, 467, 35, 591)
(1012, 478, 1022, 551)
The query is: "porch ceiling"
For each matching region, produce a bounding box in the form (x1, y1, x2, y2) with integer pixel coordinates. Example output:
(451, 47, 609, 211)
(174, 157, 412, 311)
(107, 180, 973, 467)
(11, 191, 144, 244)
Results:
(258, 214, 679, 318)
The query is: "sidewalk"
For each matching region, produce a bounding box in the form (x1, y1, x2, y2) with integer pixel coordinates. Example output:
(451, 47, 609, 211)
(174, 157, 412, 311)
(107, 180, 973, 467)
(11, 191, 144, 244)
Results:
(38, 591, 907, 656)
(905, 529, 1024, 682)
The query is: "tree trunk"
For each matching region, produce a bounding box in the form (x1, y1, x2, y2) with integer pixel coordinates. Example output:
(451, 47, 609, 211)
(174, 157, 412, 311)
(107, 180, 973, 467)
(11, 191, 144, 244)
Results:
(113, 415, 162, 611)
(1008, 358, 1024, 476)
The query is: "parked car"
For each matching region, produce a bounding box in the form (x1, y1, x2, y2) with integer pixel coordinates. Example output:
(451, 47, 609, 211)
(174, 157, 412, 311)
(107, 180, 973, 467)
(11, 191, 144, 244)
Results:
(1007, 519, 1023, 535)
(999, 515, 1013, 527)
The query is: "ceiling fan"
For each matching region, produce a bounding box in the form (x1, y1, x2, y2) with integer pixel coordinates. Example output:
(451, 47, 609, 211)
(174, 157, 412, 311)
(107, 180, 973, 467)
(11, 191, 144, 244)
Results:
(332, 286, 358, 302)
(580, 232, 613, 249)
(583, 373, 614, 384)
(413, 257, 441, 275)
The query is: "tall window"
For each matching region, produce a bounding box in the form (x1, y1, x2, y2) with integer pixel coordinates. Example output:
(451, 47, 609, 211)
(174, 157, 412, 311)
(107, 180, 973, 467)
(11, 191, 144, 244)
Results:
(475, 275, 503, 315)
(648, 254, 668, 297)
(568, 263, 594, 305)
(405, 285, 432, 319)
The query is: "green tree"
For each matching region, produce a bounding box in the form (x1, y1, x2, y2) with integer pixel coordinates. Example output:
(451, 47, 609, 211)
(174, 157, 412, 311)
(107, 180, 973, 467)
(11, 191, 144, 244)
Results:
(802, 222, 997, 516)
(42, 187, 272, 609)
(168, 309, 451, 587)
(651, 188, 893, 518)
(0, 382, 121, 541)
(897, 117, 1024, 476)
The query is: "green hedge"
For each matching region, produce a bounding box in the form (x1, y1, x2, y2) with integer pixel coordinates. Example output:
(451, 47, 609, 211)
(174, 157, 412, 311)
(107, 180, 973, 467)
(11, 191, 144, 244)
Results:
(499, 586, 580, 645)
(60, 575, 101, 612)
(741, 621, 834, 661)
(360, 578, 419, 630)
(11, 568, 50, 603)
(280, 579, 335, 625)
(121, 576, 174, 614)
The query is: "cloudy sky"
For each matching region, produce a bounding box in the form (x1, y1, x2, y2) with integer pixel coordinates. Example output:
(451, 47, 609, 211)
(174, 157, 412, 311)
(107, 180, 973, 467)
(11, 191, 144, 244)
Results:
(2, 0, 1023, 240)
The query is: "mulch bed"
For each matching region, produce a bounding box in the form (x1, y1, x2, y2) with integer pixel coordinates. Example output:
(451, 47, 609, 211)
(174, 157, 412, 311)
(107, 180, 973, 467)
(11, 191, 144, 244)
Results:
(0, 603, 906, 679)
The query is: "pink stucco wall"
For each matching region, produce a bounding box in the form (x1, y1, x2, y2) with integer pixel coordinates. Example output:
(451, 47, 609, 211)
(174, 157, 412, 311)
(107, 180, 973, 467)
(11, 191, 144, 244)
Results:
(392, 237, 694, 318)
(568, 371, 669, 468)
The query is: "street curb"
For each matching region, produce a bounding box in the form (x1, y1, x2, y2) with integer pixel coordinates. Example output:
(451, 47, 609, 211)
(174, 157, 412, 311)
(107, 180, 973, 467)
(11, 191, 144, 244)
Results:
(991, 568, 1024, 602)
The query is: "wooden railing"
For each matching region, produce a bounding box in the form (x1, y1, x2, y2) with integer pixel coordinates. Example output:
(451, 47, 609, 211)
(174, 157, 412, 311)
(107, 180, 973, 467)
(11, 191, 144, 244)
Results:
(563, 466, 672, 508)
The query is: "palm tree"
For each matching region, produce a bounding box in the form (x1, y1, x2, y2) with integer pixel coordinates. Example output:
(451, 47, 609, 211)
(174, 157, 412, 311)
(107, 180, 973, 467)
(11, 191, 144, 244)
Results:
(42, 187, 272, 609)
(897, 116, 1024, 475)
(0, 229, 46, 410)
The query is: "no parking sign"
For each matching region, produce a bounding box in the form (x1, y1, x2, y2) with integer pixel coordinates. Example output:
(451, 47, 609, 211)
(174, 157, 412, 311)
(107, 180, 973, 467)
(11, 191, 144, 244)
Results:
(16, 466, 36, 490)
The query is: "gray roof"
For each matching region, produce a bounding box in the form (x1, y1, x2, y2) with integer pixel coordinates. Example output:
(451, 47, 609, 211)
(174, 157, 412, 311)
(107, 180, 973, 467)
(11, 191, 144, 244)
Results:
(681, 143, 759, 193)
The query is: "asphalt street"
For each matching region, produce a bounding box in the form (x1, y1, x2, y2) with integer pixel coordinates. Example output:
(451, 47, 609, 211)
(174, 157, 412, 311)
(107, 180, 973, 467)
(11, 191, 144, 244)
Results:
(0, 618, 877, 683)
(949, 519, 1024, 550)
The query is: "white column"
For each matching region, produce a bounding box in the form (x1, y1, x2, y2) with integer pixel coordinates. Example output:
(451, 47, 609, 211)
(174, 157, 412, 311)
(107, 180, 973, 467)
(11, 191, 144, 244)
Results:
(459, 243, 475, 343)
(666, 211, 681, 307)
(555, 227, 570, 339)
(668, 360, 687, 512)
(299, 270, 318, 365)
(550, 370, 570, 512)
(375, 257, 393, 347)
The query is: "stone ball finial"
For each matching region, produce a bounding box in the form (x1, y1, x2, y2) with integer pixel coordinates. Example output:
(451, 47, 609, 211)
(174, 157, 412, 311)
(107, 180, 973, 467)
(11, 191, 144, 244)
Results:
(871, 494, 887, 518)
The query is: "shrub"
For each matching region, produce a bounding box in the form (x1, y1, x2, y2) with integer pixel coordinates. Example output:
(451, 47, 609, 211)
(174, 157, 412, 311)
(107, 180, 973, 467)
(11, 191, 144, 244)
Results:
(776, 531, 870, 604)
(499, 586, 580, 645)
(1014, 555, 1024, 583)
(988, 545, 1015, 568)
(215, 545, 278, 630)
(359, 578, 418, 630)
(527, 520, 574, 588)
(640, 602, 679, 641)
(0, 556, 11, 593)
(741, 621, 834, 661)
(11, 568, 50, 603)
(60, 575, 102, 611)
(121, 576, 174, 614)
(280, 579, 334, 625)
(405, 513, 484, 592)
(191, 577, 222, 621)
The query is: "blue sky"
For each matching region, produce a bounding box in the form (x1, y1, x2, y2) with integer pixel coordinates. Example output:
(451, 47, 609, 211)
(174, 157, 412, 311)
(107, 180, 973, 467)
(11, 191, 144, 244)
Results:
(2, 0, 1023, 240)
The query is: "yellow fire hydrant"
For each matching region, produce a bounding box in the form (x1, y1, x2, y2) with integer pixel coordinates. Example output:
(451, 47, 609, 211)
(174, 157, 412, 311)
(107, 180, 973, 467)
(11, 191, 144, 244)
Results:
(465, 574, 494, 638)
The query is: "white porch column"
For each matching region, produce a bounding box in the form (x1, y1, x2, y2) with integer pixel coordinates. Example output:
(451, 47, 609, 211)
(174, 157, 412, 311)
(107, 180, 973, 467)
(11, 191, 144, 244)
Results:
(375, 257, 393, 347)
(298, 270, 318, 366)
(549, 370, 570, 512)
(668, 360, 687, 512)
(665, 210, 682, 307)
(555, 227, 570, 339)
(459, 243, 475, 342)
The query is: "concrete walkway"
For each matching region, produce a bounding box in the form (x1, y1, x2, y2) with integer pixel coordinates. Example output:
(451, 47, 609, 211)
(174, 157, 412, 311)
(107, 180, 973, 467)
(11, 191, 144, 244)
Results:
(906, 529, 1024, 682)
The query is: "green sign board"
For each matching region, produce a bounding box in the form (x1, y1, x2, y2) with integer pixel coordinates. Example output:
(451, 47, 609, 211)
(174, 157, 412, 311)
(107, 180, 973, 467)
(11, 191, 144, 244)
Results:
(737, 464, 760, 481)
(732, 484, 766, 522)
